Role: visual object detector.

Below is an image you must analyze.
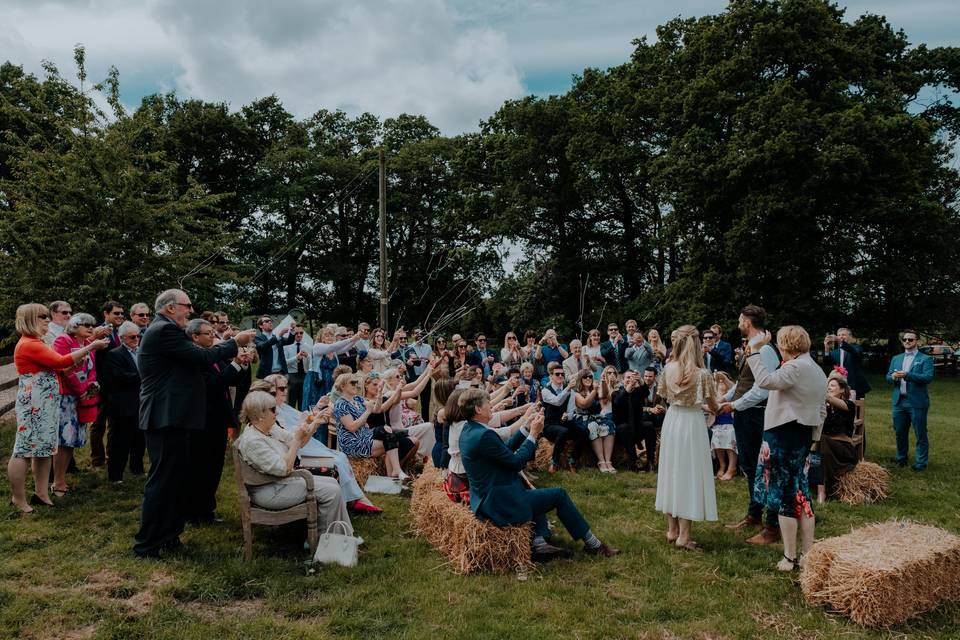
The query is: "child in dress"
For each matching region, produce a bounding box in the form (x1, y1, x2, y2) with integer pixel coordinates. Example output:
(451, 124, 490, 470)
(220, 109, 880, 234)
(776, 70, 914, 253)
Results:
(711, 371, 738, 480)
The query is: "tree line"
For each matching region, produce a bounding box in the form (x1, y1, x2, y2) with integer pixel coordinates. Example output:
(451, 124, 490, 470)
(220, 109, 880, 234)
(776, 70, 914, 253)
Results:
(2, 0, 958, 349)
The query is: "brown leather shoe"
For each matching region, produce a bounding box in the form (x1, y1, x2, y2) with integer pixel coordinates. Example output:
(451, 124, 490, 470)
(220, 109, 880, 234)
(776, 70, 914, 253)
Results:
(746, 526, 781, 545)
(725, 515, 761, 530)
(585, 542, 620, 557)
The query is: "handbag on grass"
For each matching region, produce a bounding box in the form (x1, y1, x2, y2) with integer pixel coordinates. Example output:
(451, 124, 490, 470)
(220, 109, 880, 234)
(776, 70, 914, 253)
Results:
(363, 475, 403, 495)
(313, 520, 363, 567)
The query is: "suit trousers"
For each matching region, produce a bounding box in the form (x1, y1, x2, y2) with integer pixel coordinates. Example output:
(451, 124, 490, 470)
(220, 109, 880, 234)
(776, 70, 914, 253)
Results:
(892, 398, 929, 468)
(527, 487, 590, 541)
(638, 413, 663, 470)
(89, 398, 109, 467)
(287, 372, 305, 411)
(733, 406, 777, 527)
(543, 420, 587, 465)
(134, 428, 191, 556)
(187, 427, 228, 521)
(419, 379, 432, 422)
(106, 415, 146, 481)
(614, 422, 637, 466)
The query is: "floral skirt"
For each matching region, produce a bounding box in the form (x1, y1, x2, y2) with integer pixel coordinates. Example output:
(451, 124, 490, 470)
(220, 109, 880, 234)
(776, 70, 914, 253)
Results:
(58, 395, 88, 448)
(710, 423, 737, 452)
(753, 421, 813, 519)
(13, 372, 61, 458)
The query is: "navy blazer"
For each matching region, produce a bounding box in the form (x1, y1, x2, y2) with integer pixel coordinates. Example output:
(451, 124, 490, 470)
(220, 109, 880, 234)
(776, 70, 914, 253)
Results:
(203, 360, 241, 431)
(459, 420, 537, 526)
(600, 339, 628, 371)
(254, 330, 296, 378)
(824, 342, 872, 397)
(99, 345, 141, 419)
(138, 315, 239, 431)
(885, 351, 934, 409)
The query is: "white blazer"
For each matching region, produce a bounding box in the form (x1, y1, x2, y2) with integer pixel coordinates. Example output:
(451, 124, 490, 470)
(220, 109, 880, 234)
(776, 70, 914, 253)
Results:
(747, 351, 827, 439)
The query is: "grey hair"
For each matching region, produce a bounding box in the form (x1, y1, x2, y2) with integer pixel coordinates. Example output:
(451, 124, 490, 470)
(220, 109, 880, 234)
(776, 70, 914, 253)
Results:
(185, 318, 212, 336)
(569, 339, 582, 348)
(118, 321, 140, 337)
(155, 289, 185, 312)
(65, 313, 96, 335)
(130, 302, 150, 314)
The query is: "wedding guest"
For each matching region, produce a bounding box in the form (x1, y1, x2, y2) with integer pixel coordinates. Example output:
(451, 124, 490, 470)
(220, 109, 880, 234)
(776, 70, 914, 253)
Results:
(886, 329, 934, 471)
(711, 372, 738, 481)
(284, 326, 311, 410)
(90, 300, 125, 470)
(563, 340, 597, 380)
(235, 391, 352, 536)
(42, 300, 72, 346)
(541, 362, 586, 473)
(647, 329, 668, 372)
(458, 388, 619, 559)
(335, 374, 412, 480)
(582, 329, 605, 373)
(365, 328, 394, 373)
(304, 325, 361, 408)
(100, 321, 145, 483)
(655, 325, 719, 551)
(9, 304, 107, 512)
(710, 324, 733, 368)
(51, 313, 102, 496)
(639, 367, 667, 469)
(701, 329, 728, 373)
(815, 372, 857, 502)
(466, 333, 499, 380)
(538, 329, 568, 374)
(746, 326, 826, 571)
(600, 323, 628, 372)
(130, 303, 152, 335)
(625, 330, 656, 373)
(624, 319, 639, 340)
(823, 328, 871, 399)
(612, 370, 643, 471)
(405, 328, 433, 420)
(500, 331, 524, 367)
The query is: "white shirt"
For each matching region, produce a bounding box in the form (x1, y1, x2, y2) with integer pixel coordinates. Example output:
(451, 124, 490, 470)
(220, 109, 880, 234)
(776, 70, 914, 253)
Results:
(901, 349, 918, 395)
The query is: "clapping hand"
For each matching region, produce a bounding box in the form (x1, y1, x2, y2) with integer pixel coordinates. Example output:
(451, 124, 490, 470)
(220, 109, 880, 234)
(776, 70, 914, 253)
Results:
(234, 329, 257, 346)
(528, 412, 545, 439)
(91, 338, 111, 351)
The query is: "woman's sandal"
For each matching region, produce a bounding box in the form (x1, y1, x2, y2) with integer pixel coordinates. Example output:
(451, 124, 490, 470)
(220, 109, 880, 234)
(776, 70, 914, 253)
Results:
(776, 554, 800, 572)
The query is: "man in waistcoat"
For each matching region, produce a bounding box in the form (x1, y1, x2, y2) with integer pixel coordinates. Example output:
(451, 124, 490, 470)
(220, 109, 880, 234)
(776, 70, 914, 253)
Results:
(717, 304, 781, 545)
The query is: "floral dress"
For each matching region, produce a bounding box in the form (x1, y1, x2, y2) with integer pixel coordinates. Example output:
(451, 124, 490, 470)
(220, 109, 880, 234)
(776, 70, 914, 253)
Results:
(334, 395, 374, 457)
(14, 371, 61, 458)
(753, 423, 814, 519)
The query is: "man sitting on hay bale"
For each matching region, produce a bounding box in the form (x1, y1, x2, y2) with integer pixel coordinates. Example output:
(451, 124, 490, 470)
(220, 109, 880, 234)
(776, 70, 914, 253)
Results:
(457, 388, 620, 561)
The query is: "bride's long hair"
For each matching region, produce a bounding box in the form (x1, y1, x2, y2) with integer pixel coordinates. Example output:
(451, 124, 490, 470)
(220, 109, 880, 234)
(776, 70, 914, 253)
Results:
(665, 325, 705, 392)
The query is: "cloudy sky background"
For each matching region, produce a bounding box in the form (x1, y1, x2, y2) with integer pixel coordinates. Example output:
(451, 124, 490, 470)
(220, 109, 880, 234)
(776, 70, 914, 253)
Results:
(2, 0, 956, 134)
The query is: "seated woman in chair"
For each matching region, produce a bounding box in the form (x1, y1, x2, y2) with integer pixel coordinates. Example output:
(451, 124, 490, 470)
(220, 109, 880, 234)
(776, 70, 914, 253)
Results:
(261, 375, 381, 514)
(816, 371, 858, 502)
(235, 391, 352, 533)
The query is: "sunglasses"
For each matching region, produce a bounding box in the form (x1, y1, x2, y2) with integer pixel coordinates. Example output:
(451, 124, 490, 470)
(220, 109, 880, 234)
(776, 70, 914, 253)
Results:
(133, 313, 150, 318)
(79, 323, 94, 328)
(348, 381, 358, 386)
(552, 372, 565, 377)
(38, 314, 50, 320)
(477, 338, 487, 342)
(457, 345, 466, 349)
(275, 385, 288, 391)
(703, 335, 715, 340)
(58, 310, 72, 315)
(269, 407, 277, 413)
(507, 336, 516, 340)
(902, 338, 917, 343)
(126, 334, 141, 340)
(174, 302, 194, 310)
(111, 311, 124, 316)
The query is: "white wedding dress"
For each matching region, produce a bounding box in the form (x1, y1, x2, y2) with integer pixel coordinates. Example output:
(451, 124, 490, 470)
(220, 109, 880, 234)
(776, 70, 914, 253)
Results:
(655, 367, 718, 521)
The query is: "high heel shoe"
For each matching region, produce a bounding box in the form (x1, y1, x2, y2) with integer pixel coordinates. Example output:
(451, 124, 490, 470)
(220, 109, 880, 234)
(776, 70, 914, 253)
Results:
(30, 494, 54, 507)
(10, 500, 34, 514)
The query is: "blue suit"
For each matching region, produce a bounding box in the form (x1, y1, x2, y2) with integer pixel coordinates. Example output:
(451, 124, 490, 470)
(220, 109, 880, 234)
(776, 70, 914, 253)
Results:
(254, 331, 295, 379)
(886, 351, 934, 467)
(459, 420, 590, 541)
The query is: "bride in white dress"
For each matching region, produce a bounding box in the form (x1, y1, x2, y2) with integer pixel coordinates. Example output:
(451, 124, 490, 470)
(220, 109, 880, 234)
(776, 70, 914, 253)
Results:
(655, 325, 719, 550)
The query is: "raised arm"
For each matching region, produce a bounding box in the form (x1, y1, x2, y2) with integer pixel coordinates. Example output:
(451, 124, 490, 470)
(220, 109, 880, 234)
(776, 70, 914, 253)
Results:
(313, 335, 360, 357)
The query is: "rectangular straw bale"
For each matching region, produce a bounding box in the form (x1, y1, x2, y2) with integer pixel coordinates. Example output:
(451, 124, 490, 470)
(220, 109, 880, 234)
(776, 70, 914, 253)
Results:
(410, 464, 533, 575)
(800, 519, 960, 627)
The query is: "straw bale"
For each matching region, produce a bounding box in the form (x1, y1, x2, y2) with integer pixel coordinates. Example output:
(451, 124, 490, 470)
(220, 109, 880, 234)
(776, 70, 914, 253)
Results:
(529, 439, 633, 471)
(833, 461, 889, 505)
(410, 464, 533, 575)
(800, 519, 960, 627)
(348, 454, 423, 489)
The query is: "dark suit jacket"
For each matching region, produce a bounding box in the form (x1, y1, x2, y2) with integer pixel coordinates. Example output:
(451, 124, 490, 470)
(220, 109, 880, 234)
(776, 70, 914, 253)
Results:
(824, 342, 872, 397)
(138, 315, 239, 431)
(459, 420, 537, 526)
(466, 348, 500, 368)
(203, 360, 241, 431)
(99, 345, 141, 419)
(600, 339, 628, 371)
(254, 331, 296, 378)
(705, 348, 728, 373)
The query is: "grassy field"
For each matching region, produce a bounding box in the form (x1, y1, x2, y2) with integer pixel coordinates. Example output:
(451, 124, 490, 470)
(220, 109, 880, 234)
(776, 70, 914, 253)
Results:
(1, 374, 959, 639)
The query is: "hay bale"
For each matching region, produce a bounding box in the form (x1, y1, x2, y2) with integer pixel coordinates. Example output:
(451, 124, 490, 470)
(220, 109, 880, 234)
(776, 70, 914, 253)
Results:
(800, 519, 960, 627)
(410, 464, 533, 575)
(833, 461, 890, 505)
(529, 439, 554, 472)
(348, 454, 424, 489)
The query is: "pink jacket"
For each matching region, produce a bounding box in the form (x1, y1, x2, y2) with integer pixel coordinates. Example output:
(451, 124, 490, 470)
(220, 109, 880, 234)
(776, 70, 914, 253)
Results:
(53, 334, 99, 424)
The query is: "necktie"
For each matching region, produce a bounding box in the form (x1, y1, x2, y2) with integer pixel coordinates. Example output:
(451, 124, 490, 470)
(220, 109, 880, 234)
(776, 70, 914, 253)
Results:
(296, 342, 305, 374)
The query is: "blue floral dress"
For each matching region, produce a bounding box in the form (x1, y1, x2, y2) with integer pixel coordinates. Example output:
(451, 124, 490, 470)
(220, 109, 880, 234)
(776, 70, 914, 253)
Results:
(14, 371, 61, 458)
(753, 422, 814, 519)
(334, 395, 374, 457)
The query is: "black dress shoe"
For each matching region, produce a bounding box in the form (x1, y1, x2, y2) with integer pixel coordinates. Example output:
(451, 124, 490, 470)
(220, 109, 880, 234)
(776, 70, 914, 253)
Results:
(29, 494, 54, 507)
(584, 542, 620, 557)
(532, 543, 573, 562)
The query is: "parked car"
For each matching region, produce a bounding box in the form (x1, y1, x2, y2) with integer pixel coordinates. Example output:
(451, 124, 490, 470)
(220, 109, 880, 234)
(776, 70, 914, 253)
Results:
(919, 345, 957, 374)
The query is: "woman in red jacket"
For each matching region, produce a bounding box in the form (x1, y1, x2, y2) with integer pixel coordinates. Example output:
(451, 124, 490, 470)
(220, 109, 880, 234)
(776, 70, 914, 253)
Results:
(9, 304, 107, 512)
(51, 313, 102, 497)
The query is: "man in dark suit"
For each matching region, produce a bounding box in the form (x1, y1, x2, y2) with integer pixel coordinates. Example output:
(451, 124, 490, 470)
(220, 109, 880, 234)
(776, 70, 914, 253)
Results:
(90, 299, 126, 469)
(613, 368, 663, 472)
(254, 315, 295, 379)
(466, 332, 499, 380)
(458, 388, 618, 559)
(823, 328, 871, 399)
(600, 323, 628, 372)
(133, 288, 255, 558)
(100, 321, 145, 483)
(185, 318, 242, 525)
(701, 329, 729, 373)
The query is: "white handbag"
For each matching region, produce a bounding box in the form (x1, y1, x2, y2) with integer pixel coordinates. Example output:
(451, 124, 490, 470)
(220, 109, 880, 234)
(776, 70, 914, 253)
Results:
(363, 474, 403, 495)
(313, 520, 362, 567)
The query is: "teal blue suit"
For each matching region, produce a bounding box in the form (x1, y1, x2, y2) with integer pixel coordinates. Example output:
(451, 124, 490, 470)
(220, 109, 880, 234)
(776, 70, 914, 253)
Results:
(885, 351, 934, 467)
(459, 420, 590, 541)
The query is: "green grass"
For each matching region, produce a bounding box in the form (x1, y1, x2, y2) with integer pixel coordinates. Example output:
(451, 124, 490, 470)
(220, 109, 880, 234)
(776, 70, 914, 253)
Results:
(1, 375, 959, 639)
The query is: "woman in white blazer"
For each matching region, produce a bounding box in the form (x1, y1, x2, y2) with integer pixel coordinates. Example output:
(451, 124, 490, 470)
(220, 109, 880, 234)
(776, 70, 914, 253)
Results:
(746, 326, 826, 572)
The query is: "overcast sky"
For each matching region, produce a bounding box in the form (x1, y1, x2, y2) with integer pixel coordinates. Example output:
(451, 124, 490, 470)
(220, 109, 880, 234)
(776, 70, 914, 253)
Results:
(2, 0, 956, 134)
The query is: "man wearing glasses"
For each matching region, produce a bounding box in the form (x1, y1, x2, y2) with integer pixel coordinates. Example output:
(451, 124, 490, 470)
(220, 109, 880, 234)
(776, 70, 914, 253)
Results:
(701, 330, 728, 373)
(43, 300, 73, 346)
(886, 329, 934, 471)
(99, 321, 145, 483)
(133, 289, 255, 558)
(254, 315, 295, 380)
(467, 333, 499, 381)
(601, 323, 628, 373)
(90, 300, 126, 469)
(541, 362, 587, 473)
(130, 303, 152, 336)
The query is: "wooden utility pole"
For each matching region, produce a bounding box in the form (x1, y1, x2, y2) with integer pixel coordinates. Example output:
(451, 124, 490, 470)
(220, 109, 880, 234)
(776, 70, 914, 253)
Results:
(378, 150, 388, 333)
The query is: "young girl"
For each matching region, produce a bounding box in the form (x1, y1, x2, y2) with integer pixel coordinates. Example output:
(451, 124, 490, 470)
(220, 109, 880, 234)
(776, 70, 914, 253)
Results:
(711, 371, 738, 480)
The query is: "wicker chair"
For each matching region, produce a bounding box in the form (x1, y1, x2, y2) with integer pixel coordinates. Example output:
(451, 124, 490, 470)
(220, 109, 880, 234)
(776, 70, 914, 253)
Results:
(232, 445, 319, 561)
